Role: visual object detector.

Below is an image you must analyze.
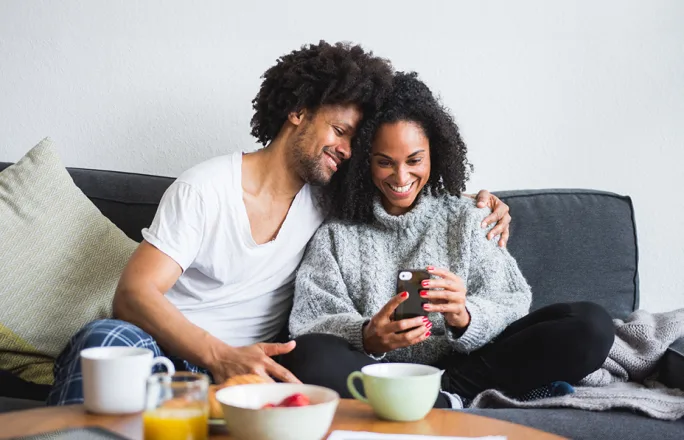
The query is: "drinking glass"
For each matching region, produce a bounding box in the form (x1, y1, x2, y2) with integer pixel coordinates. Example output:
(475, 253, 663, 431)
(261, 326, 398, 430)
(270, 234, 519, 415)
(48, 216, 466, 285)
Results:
(144, 372, 210, 440)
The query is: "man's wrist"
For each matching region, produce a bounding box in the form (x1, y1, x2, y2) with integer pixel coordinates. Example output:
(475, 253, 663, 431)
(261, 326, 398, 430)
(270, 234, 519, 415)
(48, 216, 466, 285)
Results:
(202, 334, 232, 370)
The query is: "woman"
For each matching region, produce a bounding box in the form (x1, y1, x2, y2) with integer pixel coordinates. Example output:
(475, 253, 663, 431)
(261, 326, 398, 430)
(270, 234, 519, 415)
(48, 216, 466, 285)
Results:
(280, 72, 615, 408)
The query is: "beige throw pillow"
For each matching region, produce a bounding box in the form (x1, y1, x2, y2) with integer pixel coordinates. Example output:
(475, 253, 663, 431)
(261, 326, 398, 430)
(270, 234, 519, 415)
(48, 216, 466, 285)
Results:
(0, 138, 137, 385)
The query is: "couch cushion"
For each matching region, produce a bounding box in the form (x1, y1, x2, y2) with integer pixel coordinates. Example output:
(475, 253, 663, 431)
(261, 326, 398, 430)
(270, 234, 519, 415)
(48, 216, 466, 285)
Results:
(496, 189, 638, 319)
(0, 396, 45, 413)
(0, 369, 50, 402)
(661, 337, 684, 391)
(0, 138, 137, 385)
(466, 407, 684, 440)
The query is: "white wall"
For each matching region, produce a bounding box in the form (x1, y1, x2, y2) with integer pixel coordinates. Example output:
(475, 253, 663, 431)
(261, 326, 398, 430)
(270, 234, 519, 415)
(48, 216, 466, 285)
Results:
(1, 0, 682, 312)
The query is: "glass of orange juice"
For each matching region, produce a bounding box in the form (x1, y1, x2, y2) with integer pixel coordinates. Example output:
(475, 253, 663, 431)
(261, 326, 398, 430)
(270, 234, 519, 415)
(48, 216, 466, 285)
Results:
(144, 371, 209, 440)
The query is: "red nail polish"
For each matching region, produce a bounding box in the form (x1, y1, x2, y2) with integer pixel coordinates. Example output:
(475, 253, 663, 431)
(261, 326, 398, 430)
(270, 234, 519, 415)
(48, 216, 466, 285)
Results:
(422, 304, 429, 310)
(422, 316, 429, 322)
(427, 266, 434, 271)
(426, 322, 433, 329)
(420, 290, 428, 297)
(421, 281, 429, 287)
(425, 331, 432, 337)
(401, 291, 409, 298)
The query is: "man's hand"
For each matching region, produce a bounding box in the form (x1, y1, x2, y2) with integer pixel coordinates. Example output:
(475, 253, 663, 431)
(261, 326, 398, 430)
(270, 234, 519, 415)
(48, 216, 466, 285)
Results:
(421, 266, 470, 329)
(362, 293, 431, 355)
(473, 190, 511, 248)
(209, 341, 301, 384)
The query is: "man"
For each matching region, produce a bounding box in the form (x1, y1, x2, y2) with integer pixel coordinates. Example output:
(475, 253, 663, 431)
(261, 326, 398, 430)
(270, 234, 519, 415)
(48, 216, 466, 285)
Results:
(48, 41, 511, 405)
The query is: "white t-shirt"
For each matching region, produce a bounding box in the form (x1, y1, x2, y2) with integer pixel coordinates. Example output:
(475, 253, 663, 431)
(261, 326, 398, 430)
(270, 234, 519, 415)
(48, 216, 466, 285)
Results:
(141, 153, 325, 347)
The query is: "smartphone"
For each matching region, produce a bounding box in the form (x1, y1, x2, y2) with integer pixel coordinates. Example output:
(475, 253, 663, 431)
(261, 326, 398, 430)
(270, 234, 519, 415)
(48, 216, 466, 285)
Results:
(393, 269, 431, 322)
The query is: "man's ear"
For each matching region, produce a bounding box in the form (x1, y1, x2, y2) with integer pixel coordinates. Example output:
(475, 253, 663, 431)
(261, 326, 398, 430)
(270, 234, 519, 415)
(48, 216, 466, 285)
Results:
(287, 108, 308, 126)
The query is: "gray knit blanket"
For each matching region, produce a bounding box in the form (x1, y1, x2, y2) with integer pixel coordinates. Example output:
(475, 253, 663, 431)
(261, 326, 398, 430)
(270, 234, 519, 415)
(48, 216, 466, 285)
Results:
(471, 308, 684, 420)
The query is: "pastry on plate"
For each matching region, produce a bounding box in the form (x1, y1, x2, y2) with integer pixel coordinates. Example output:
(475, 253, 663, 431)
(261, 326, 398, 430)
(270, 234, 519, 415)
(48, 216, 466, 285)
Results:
(209, 374, 269, 419)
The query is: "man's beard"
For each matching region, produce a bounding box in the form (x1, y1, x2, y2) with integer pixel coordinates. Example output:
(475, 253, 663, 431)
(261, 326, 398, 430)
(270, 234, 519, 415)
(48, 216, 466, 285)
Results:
(291, 128, 332, 186)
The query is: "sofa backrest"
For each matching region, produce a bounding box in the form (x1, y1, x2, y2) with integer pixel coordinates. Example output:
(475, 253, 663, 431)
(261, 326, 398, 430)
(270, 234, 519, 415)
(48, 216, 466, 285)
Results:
(496, 189, 639, 319)
(0, 163, 639, 319)
(0, 162, 170, 242)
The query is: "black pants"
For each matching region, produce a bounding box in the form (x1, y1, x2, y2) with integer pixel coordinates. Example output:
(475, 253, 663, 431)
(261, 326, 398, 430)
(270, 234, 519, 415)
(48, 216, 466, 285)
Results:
(279, 301, 614, 408)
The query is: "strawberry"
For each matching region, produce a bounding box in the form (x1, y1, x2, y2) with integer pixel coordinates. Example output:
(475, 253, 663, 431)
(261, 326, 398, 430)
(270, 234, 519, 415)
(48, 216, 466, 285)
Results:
(261, 403, 276, 409)
(277, 393, 311, 407)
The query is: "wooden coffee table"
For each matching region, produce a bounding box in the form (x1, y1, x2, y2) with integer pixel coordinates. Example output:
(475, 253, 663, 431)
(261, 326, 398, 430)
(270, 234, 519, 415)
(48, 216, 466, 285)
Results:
(0, 399, 565, 439)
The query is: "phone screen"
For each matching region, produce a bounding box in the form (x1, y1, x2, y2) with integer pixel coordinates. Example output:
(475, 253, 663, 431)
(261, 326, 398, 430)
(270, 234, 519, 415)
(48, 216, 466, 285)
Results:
(393, 269, 430, 322)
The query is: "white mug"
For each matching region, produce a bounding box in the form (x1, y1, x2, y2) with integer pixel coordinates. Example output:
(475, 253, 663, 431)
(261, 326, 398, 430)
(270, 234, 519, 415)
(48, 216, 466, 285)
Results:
(81, 346, 175, 414)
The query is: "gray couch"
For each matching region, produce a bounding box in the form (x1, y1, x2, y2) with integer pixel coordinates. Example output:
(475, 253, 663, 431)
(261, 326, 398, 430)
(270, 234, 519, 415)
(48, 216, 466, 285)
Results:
(0, 163, 682, 439)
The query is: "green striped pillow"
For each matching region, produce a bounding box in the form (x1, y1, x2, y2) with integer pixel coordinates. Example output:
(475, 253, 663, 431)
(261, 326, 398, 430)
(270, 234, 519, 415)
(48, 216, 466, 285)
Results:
(0, 138, 137, 385)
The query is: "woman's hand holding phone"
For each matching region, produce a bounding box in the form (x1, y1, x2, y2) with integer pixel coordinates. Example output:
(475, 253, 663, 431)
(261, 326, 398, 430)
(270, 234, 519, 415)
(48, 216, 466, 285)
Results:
(362, 292, 433, 355)
(421, 266, 470, 329)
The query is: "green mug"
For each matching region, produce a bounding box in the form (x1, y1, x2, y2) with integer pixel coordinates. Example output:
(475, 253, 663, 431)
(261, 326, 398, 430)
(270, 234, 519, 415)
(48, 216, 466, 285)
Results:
(347, 363, 443, 422)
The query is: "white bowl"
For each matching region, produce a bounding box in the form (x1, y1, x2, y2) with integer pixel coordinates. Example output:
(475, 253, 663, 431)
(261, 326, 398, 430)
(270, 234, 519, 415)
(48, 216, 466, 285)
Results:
(215, 383, 340, 440)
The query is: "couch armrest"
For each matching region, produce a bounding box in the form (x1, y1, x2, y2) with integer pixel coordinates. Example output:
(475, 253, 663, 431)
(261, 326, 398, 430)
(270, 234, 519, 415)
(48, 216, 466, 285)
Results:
(660, 337, 684, 390)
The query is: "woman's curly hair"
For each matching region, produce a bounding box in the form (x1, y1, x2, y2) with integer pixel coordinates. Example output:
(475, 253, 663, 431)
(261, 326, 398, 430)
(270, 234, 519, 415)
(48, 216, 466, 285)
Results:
(322, 71, 473, 223)
(250, 41, 393, 146)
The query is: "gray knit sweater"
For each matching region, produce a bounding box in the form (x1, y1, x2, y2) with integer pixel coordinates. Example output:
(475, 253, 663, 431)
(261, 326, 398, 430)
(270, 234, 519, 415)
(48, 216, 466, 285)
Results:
(290, 193, 532, 364)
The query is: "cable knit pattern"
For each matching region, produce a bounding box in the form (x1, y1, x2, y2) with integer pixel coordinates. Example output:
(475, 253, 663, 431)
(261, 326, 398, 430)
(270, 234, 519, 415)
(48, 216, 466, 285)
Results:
(290, 194, 532, 364)
(579, 308, 684, 386)
(471, 309, 684, 420)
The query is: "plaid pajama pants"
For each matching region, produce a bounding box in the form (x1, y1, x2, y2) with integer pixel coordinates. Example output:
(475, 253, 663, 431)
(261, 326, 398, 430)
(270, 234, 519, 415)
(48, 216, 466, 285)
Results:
(47, 319, 210, 406)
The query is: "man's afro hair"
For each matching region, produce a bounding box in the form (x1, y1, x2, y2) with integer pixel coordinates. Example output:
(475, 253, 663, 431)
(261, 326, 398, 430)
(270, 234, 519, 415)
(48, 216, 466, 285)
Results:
(250, 41, 394, 145)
